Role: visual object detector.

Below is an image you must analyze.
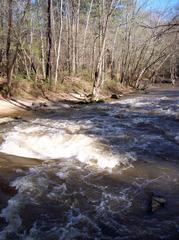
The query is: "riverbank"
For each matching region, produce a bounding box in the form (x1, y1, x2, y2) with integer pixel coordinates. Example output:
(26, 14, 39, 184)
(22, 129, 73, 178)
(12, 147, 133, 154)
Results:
(1, 81, 178, 117)
(0, 85, 135, 117)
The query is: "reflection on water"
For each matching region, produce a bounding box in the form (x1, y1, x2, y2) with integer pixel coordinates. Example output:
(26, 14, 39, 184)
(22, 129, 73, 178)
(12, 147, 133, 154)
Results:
(0, 89, 179, 239)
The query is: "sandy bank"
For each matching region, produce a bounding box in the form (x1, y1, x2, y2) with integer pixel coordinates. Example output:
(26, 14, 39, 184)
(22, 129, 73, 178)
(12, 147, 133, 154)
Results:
(0, 97, 31, 117)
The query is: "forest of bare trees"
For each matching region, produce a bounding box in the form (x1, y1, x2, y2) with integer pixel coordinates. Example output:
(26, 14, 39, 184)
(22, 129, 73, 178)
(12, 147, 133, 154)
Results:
(0, 0, 178, 100)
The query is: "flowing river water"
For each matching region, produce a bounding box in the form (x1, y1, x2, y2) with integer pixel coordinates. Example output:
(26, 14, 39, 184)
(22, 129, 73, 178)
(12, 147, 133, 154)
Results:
(0, 88, 179, 240)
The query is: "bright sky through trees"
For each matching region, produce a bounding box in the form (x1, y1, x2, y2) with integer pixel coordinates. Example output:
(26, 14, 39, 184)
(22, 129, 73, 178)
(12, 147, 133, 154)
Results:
(151, 0, 178, 9)
(139, 0, 178, 10)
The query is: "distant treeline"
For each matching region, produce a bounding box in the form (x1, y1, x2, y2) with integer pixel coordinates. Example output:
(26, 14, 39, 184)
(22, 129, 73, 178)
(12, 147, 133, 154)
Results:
(0, 0, 178, 99)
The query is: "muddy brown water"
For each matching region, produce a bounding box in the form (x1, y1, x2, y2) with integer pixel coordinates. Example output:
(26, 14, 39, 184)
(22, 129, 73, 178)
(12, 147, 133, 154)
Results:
(0, 88, 179, 239)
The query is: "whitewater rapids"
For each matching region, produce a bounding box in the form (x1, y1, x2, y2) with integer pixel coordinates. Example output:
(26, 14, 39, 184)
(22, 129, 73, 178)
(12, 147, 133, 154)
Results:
(0, 88, 179, 239)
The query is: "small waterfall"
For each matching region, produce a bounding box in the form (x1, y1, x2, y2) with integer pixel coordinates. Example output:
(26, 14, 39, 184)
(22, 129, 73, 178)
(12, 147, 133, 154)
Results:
(0, 120, 134, 171)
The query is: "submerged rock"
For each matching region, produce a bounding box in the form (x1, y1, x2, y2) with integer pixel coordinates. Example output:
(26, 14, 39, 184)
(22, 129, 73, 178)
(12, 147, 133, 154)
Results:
(95, 99, 105, 103)
(31, 102, 50, 111)
(89, 99, 105, 104)
(13, 116, 21, 120)
(114, 113, 126, 119)
(147, 192, 166, 213)
(111, 94, 123, 99)
(0, 135, 4, 145)
(0, 177, 17, 196)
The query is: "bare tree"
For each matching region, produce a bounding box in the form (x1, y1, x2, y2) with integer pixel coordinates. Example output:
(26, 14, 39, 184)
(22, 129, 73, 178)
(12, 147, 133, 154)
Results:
(46, 0, 53, 82)
(0, 0, 178, 95)
(54, 0, 64, 85)
(92, 0, 116, 101)
(6, 0, 13, 87)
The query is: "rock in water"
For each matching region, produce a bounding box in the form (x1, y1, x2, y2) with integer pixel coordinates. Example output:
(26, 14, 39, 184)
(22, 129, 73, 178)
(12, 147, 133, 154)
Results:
(148, 193, 166, 213)
(31, 102, 49, 111)
(0, 177, 17, 196)
(111, 94, 122, 99)
(152, 196, 166, 212)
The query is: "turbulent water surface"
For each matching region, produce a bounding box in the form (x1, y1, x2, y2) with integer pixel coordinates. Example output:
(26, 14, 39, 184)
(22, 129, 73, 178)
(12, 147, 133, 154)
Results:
(0, 88, 179, 240)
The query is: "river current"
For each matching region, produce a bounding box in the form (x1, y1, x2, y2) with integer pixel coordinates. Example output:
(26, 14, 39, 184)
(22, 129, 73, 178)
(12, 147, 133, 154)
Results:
(0, 88, 179, 239)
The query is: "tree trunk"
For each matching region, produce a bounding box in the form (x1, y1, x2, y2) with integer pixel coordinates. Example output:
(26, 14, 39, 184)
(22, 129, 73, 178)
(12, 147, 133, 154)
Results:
(54, 0, 63, 85)
(6, 0, 13, 87)
(92, 0, 115, 101)
(40, 30, 46, 79)
(46, 0, 53, 83)
(75, 0, 80, 73)
(82, 0, 93, 66)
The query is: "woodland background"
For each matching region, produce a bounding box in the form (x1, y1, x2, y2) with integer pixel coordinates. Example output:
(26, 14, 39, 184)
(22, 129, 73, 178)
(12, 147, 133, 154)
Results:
(0, 0, 178, 99)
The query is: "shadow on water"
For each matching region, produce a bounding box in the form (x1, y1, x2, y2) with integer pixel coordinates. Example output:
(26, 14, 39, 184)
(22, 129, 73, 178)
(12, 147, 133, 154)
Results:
(0, 88, 179, 239)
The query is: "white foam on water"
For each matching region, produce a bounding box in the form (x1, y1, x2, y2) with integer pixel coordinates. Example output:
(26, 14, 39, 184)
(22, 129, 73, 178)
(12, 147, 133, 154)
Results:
(175, 136, 179, 144)
(109, 96, 152, 106)
(0, 197, 22, 235)
(0, 169, 54, 238)
(0, 121, 134, 171)
(110, 96, 171, 108)
(0, 164, 132, 239)
(56, 171, 69, 180)
(96, 189, 132, 215)
(109, 95, 178, 119)
(155, 106, 176, 118)
(109, 98, 142, 106)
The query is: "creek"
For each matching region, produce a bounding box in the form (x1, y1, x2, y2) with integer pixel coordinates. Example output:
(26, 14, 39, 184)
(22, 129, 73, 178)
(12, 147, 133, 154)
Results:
(0, 88, 179, 239)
